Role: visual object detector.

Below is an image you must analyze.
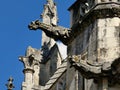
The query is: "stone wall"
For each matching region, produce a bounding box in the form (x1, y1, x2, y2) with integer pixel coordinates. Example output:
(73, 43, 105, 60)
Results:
(67, 17, 120, 90)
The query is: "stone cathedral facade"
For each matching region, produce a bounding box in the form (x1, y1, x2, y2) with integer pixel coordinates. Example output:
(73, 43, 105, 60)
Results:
(19, 0, 120, 90)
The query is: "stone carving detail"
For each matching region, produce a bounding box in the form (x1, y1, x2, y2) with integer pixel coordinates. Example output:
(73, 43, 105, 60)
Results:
(19, 46, 41, 89)
(26, 46, 42, 62)
(28, 20, 71, 44)
(28, 2, 120, 45)
(69, 56, 120, 86)
(5, 77, 15, 90)
(80, 2, 89, 17)
(19, 46, 41, 69)
(41, 0, 58, 25)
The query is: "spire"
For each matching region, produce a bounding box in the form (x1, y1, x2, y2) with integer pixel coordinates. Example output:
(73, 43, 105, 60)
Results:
(41, 0, 58, 53)
(42, 0, 58, 25)
(5, 77, 15, 90)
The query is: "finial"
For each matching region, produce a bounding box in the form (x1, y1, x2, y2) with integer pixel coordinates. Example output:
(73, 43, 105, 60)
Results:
(6, 77, 15, 90)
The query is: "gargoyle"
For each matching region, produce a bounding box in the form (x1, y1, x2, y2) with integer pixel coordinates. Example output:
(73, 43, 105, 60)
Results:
(28, 20, 71, 45)
(69, 55, 120, 86)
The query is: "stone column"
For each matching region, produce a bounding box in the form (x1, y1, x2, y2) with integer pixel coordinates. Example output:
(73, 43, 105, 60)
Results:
(19, 46, 41, 90)
(23, 68, 34, 84)
(19, 56, 35, 90)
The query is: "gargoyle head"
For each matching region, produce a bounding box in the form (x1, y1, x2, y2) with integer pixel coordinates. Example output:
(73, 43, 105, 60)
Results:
(28, 20, 40, 30)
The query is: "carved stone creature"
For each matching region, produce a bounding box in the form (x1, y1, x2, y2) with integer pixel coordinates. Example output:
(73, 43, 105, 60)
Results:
(28, 20, 71, 44)
(69, 55, 120, 86)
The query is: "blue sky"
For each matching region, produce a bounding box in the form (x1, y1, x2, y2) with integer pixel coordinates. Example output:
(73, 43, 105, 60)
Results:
(0, 0, 75, 90)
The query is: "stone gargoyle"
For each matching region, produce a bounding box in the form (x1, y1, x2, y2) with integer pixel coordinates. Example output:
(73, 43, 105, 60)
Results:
(28, 20, 71, 45)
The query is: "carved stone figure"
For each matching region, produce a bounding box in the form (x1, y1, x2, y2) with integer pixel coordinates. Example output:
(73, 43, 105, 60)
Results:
(28, 20, 71, 45)
(5, 77, 15, 90)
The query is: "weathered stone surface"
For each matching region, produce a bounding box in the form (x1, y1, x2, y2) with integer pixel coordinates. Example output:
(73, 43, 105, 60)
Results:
(28, 20, 71, 45)
(19, 46, 41, 90)
(41, 0, 57, 49)
(67, 1, 120, 89)
(20, 0, 120, 90)
(44, 60, 67, 90)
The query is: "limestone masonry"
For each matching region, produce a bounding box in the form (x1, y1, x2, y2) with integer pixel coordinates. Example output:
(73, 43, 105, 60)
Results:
(19, 0, 120, 90)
